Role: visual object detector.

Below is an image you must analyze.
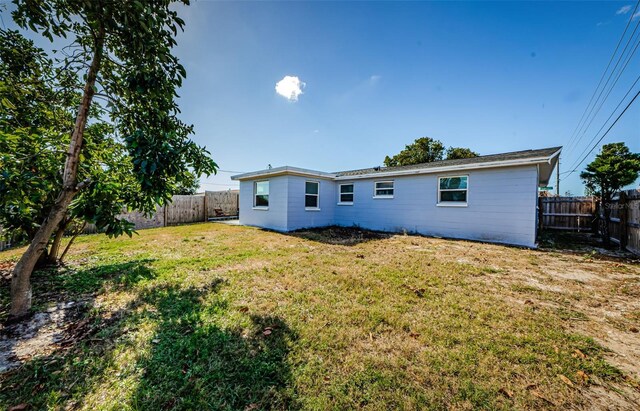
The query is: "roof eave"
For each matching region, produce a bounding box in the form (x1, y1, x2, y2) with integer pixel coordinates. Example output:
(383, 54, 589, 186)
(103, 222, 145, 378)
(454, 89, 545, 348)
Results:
(231, 166, 336, 181)
(335, 155, 560, 180)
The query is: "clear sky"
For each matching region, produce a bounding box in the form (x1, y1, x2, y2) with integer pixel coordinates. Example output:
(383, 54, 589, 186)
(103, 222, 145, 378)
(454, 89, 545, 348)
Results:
(3, 1, 640, 195)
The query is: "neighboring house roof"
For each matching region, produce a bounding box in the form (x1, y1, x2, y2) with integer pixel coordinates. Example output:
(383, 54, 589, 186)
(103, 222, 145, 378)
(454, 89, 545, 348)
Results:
(231, 146, 562, 186)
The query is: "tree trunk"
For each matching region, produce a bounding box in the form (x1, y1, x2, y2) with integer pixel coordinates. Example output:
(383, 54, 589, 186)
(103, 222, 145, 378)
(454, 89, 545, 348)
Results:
(59, 222, 86, 264)
(47, 219, 70, 265)
(9, 29, 105, 321)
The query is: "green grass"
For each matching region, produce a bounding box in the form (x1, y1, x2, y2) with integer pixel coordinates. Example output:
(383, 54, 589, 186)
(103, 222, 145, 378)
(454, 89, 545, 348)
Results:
(0, 224, 630, 410)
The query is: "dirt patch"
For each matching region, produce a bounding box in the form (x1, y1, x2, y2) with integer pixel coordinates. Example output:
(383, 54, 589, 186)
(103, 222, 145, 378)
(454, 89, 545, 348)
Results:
(290, 226, 392, 245)
(0, 299, 91, 373)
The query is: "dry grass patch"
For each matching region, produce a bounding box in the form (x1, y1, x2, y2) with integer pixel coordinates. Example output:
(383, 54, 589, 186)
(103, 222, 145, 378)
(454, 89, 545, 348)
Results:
(1, 224, 639, 410)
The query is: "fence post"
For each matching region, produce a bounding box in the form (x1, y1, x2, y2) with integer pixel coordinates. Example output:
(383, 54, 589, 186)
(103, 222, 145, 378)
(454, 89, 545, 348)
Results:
(537, 196, 543, 236)
(203, 193, 208, 222)
(163, 204, 167, 227)
(619, 191, 628, 251)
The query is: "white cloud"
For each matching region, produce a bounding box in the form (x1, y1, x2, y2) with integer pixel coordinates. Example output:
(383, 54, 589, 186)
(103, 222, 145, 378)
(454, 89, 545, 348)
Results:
(275, 75, 305, 102)
(369, 75, 381, 84)
(617, 5, 632, 14)
(633, 11, 640, 19)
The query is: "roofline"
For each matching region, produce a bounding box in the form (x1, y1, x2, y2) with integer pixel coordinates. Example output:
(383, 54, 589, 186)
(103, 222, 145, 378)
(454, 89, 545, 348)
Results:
(231, 166, 336, 181)
(232, 147, 562, 182)
(336, 149, 562, 180)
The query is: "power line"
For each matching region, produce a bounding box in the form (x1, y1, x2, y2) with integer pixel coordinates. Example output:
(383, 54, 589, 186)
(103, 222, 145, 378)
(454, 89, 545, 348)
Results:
(571, 36, 640, 153)
(567, 19, 640, 156)
(564, 0, 640, 154)
(200, 182, 239, 187)
(216, 169, 246, 174)
(565, 73, 640, 173)
(561, 88, 640, 180)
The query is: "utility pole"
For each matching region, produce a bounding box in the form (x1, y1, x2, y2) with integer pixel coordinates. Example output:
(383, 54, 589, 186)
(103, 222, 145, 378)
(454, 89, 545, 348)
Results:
(556, 156, 560, 197)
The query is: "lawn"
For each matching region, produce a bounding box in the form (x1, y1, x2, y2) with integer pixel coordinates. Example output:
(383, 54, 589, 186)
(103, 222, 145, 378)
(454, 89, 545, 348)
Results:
(1, 223, 639, 410)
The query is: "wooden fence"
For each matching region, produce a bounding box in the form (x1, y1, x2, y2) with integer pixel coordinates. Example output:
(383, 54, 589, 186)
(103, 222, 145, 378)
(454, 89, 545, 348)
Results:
(0, 227, 12, 251)
(84, 190, 238, 234)
(539, 196, 596, 231)
(604, 189, 640, 255)
(539, 190, 640, 256)
(1, 190, 239, 248)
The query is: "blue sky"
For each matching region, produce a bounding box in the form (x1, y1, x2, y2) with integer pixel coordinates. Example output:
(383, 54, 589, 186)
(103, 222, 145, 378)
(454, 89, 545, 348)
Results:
(4, 1, 640, 195)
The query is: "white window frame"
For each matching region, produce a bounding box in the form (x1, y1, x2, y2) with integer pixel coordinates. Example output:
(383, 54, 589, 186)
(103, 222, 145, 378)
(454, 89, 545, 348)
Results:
(305, 180, 320, 211)
(253, 180, 269, 210)
(338, 183, 354, 205)
(373, 180, 394, 199)
(437, 175, 469, 207)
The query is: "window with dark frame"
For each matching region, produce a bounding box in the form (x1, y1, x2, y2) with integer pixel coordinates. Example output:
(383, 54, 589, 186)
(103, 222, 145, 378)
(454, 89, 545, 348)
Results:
(254, 180, 269, 207)
(305, 181, 319, 208)
(438, 176, 468, 203)
(339, 183, 354, 203)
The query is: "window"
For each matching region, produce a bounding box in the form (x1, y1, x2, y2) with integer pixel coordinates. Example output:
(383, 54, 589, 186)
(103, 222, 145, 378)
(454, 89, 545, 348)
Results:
(305, 181, 319, 209)
(339, 184, 354, 204)
(254, 181, 269, 208)
(374, 181, 394, 198)
(438, 176, 468, 205)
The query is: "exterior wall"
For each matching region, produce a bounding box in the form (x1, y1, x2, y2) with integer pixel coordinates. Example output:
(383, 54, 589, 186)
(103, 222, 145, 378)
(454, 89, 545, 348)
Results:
(285, 176, 336, 230)
(238, 175, 336, 231)
(334, 165, 538, 247)
(238, 176, 289, 231)
(238, 165, 538, 247)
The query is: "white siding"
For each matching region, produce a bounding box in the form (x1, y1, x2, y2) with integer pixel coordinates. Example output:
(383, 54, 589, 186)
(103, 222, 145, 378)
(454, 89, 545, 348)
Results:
(285, 176, 336, 230)
(334, 165, 538, 247)
(238, 177, 289, 231)
(238, 165, 538, 247)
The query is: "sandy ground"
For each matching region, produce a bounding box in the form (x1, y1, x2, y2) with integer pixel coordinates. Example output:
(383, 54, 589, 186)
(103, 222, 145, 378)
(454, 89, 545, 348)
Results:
(408, 236, 640, 409)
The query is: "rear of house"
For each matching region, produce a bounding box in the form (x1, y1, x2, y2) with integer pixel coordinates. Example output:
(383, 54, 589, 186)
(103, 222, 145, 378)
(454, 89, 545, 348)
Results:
(232, 147, 561, 247)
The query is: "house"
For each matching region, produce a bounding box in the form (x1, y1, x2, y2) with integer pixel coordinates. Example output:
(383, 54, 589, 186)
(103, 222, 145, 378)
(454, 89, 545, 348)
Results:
(231, 146, 561, 247)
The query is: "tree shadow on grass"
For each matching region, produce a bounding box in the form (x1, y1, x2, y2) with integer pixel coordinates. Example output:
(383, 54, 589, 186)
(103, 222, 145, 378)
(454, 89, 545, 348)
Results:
(0, 259, 158, 376)
(286, 225, 392, 246)
(126, 281, 297, 410)
(1, 274, 297, 410)
(0, 259, 157, 323)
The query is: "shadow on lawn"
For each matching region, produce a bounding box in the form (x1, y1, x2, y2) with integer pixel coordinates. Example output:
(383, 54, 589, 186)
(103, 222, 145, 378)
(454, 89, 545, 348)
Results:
(0, 259, 157, 323)
(1, 267, 296, 410)
(287, 225, 391, 246)
(0, 259, 158, 377)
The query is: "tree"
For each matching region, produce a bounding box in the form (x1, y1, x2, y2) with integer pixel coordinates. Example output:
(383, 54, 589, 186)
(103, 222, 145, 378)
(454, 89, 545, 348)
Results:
(446, 147, 479, 160)
(384, 137, 445, 167)
(6, 0, 217, 320)
(580, 142, 640, 246)
(383, 137, 478, 167)
(173, 171, 201, 195)
(0, 30, 138, 266)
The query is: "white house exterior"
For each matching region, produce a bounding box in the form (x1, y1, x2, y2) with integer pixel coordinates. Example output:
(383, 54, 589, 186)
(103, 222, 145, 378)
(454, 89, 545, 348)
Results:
(231, 147, 561, 247)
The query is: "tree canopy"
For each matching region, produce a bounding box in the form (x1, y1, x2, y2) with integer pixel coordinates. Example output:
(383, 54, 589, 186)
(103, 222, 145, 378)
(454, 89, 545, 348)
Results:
(446, 147, 479, 160)
(0, 29, 139, 246)
(580, 142, 640, 199)
(5, 0, 218, 319)
(580, 142, 640, 247)
(383, 137, 478, 167)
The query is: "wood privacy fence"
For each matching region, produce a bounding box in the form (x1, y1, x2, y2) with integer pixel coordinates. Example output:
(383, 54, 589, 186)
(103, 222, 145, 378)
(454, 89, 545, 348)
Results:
(539, 190, 640, 256)
(85, 190, 239, 233)
(0, 227, 12, 251)
(538, 196, 597, 231)
(604, 190, 640, 255)
(0, 190, 239, 249)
